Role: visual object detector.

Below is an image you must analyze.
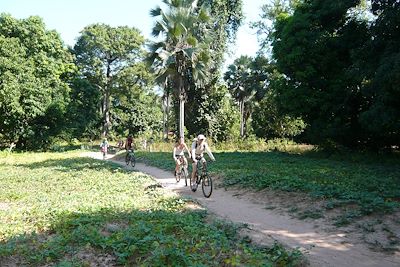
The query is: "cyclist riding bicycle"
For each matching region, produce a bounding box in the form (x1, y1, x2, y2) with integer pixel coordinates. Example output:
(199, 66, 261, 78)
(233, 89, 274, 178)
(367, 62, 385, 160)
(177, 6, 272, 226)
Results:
(125, 134, 134, 151)
(191, 134, 215, 191)
(173, 136, 191, 176)
(100, 138, 109, 159)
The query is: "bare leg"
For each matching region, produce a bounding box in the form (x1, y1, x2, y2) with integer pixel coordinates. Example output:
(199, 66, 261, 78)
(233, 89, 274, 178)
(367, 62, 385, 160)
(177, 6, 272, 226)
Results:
(191, 163, 197, 183)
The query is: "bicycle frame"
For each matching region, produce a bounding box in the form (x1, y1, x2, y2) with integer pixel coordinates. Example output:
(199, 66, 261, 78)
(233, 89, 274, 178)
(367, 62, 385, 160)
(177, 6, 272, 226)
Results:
(191, 156, 212, 198)
(176, 155, 187, 169)
(195, 158, 207, 182)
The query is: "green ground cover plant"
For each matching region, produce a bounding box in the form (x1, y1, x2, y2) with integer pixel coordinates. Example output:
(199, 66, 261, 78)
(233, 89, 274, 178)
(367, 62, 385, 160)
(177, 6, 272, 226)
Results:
(136, 150, 400, 217)
(0, 151, 302, 266)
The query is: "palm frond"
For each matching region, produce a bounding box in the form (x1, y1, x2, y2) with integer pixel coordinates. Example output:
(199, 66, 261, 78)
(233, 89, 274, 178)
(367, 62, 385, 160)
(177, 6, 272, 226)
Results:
(182, 47, 195, 61)
(151, 21, 167, 37)
(198, 8, 210, 22)
(148, 41, 166, 53)
(158, 49, 173, 61)
(186, 35, 197, 47)
(171, 23, 183, 37)
(149, 6, 162, 17)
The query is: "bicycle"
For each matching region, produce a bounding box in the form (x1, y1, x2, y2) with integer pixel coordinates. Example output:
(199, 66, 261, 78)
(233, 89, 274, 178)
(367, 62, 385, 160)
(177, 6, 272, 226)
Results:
(175, 155, 189, 186)
(101, 147, 107, 160)
(125, 149, 136, 167)
(190, 157, 213, 198)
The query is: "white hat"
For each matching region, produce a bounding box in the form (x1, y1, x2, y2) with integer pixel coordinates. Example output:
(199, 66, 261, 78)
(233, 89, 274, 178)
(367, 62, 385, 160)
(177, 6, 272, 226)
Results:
(197, 134, 206, 140)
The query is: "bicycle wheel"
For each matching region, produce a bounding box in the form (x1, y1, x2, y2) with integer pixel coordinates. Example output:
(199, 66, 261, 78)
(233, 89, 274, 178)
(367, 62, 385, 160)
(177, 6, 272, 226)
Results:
(175, 169, 181, 183)
(190, 175, 198, 192)
(183, 167, 188, 186)
(125, 153, 130, 165)
(131, 154, 136, 167)
(201, 174, 212, 198)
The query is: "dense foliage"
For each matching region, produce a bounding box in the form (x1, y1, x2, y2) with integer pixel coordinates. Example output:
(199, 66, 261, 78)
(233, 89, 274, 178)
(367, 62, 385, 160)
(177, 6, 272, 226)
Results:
(0, 14, 75, 149)
(253, 0, 400, 148)
(1, 0, 399, 150)
(73, 24, 160, 138)
(183, 0, 244, 140)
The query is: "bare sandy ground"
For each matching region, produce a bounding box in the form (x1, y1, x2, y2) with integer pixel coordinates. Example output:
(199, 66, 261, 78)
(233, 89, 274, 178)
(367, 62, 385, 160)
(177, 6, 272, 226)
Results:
(86, 152, 400, 267)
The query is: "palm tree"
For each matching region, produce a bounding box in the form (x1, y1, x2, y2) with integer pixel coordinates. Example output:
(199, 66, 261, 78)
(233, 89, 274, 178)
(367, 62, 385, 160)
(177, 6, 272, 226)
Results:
(224, 56, 256, 138)
(148, 0, 212, 138)
(161, 77, 172, 140)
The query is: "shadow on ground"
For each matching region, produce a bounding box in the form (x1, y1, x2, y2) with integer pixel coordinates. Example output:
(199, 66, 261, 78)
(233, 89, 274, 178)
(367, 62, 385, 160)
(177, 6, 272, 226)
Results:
(13, 157, 122, 173)
(0, 200, 303, 266)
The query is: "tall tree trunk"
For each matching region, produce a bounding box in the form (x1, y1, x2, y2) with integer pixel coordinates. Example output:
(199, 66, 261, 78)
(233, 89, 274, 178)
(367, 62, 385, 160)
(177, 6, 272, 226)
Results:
(240, 100, 245, 138)
(102, 61, 112, 138)
(162, 78, 170, 141)
(165, 93, 170, 141)
(179, 94, 185, 138)
(102, 90, 110, 137)
(162, 101, 167, 140)
(162, 94, 171, 141)
(176, 73, 185, 139)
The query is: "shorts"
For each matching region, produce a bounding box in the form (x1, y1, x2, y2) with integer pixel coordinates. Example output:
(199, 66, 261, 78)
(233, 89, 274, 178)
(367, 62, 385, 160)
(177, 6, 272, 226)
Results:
(175, 155, 187, 165)
(192, 156, 206, 167)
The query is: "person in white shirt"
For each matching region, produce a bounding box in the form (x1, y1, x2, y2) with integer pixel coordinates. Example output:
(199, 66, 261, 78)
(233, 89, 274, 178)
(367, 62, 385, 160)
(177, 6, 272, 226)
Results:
(173, 136, 191, 176)
(191, 134, 215, 191)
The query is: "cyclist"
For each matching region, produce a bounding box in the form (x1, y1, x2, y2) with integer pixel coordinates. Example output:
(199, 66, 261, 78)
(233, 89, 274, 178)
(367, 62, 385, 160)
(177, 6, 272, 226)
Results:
(191, 134, 215, 191)
(116, 139, 124, 150)
(100, 138, 109, 159)
(125, 134, 134, 151)
(173, 136, 191, 176)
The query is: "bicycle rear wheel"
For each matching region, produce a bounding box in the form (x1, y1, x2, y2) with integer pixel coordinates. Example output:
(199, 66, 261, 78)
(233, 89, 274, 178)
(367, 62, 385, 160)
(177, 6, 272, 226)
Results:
(201, 174, 212, 198)
(183, 167, 188, 186)
(125, 154, 130, 165)
(131, 154, 136, 167)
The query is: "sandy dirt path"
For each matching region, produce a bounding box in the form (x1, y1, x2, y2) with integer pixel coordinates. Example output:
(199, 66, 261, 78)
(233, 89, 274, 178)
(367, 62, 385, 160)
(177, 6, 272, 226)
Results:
(87, 152, 400, 267)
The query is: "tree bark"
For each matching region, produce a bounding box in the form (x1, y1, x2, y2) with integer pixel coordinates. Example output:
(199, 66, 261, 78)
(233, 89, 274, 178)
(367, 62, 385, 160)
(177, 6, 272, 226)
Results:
(162, 78, 170, 141)
(162, 99, 167, 140)
(165, 93, 170, 141)
(240, 100, 245, 138)
(102, 60, 112, 138)
(102, 90, 110, 137)
(174, 51, 188, 139)
(179, 94, 185, 138)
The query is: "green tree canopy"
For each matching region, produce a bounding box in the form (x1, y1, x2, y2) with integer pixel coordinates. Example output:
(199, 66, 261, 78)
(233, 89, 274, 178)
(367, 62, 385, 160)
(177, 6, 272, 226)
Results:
(253, 0, 400, 149)
(269, 0, 371, 147)
(358, 0, 400, 147)
(73, 24, 145, 138)
(224, 55, 270, 138)
(148, 0, 213, 138)
(0, 14, 75, 149)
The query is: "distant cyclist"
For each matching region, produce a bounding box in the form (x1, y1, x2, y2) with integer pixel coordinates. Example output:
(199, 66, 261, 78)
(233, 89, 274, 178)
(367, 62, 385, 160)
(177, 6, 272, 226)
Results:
(173, 136, 191, 176)
(100, 138, 109, 159)
(191, 134, 215, 190)
(125, 134, 134, 151)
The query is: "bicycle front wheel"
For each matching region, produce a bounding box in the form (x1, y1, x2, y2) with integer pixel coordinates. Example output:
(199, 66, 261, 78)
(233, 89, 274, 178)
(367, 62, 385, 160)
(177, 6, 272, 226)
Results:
(201, 174, 212, 198)
(125, 154, 130, 165)
(175, 169, 181, 183)
(190, 176, 198, 192)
